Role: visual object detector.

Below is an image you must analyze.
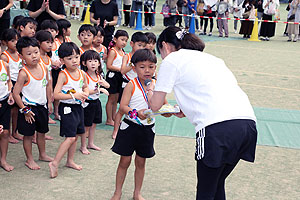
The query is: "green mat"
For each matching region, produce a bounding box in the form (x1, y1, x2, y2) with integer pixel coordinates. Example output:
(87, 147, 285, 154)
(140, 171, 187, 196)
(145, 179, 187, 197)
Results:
(51, 97, 300, 149)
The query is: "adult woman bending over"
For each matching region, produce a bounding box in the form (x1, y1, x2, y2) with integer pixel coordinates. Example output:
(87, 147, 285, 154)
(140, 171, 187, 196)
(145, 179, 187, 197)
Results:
(149, 26, 258, 200)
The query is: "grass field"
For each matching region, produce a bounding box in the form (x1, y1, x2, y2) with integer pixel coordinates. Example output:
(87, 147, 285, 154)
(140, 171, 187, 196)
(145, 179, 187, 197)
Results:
(0, 2, 299, 200)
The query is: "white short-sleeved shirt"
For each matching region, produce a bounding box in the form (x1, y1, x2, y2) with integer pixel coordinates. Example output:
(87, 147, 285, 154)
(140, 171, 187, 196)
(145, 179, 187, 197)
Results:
(154, 49, 256, 132)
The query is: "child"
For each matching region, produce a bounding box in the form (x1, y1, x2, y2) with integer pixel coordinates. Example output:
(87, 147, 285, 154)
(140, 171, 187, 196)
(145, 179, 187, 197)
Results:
(12, 15, 25, 31)
(105, 30, 129, 126)
(111, 49, 162, 200)
(36, 30, 56, 125)
(56, 19, 72, 44)
(77, 24, 97, 55)
(1, 28, 23, 144)
(41, 20, 62, 121)
(79, 50, 110, 154)
(145, 32, 157, 54)
(0, 48, 15, 172)
(216, 0, 229, 37)
(13, 37, 53, 170)
(48, 42, 89, 178)
(92, 26, 107, 70)
(112, 31, 148, 139)
(18, 17, 37, 38)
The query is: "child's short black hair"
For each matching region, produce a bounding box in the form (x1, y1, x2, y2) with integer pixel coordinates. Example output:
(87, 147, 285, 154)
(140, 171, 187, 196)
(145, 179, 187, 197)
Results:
(94, 25, 105, 37)
(80, 50, 103, 74)
(78, 24, 97, 36)
(1, 28, 20, 42)
(19, 17, 38, 29)
(40, 19, 58, 32)
(12, 15, 25, 30)
(145, 32, 156, 44)
(16, 36, 40, 55)
(58, 42, 80, 58)
(131, 49, 157, 65)
(36, 30, 54, 43)
(57, 19, 71, 37)
(114, 29, 129, 39)
(131, 31, 148, 43)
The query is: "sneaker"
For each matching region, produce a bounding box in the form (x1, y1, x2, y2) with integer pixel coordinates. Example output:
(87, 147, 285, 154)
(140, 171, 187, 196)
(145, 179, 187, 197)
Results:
(208, 32, 212, 36)
(75, 15, 80, 20)
(287, 39, 292, 42)
(234, 30, 237, 34)
(70, 14, 75, 19)
(261, 37, 266, 41)
(265, 37, 270, 41)
(200, 32, 206, 35)
(115, 25, 120, 28)
(218, 35, 223, 37)
(293, 39, 297, 42)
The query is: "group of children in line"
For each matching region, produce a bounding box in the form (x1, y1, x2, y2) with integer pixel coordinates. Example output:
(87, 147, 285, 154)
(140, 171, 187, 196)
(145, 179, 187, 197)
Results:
(0, 15, 164, 200)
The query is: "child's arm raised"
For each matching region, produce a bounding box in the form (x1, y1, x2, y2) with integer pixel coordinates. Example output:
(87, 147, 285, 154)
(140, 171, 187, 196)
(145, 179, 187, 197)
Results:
(106, 50, 120, 72)
(13, 69, 35, 124)
(120, 54, 131, 75)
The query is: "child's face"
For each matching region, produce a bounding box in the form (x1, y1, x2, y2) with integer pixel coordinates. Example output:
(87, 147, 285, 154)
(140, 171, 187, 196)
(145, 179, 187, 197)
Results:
(133, 61, 156, 81)
(85, 59, 100, 72)
(93, 32, 104, 46)
(40, 40, 53, 53)
(146, 40, 156, 51)
(7, 36, 19, 51)
(114, 36, 128, 49)
(21, 46, 40, 66)
(131, 41, 146, 52)
(60, 51, 80, 70)
(78, 30, 94, 46)
(45, 28, 58, 40)
(21, 23, 36, 37)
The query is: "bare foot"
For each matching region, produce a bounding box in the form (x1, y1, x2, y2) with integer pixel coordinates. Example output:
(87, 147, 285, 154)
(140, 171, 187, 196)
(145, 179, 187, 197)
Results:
(48, 117, 56, 124)
(54, 115, 61, 121)
(105, 120, 114, 126)
(65, 162, 82, 171)
(79, 147, 90, 155)
(87, 144, 101, 151)
(133, 194, 145, 200)
(49, 162, 58, 178)
(39, 155, 54, 162)
(13, 133, 24, 141)
(0, 161, 14, 172)
(25, 160, 41, 170)
(45, 135, 54, 140)
(110, 192, 122, 200)
(9, 135, 19, 144)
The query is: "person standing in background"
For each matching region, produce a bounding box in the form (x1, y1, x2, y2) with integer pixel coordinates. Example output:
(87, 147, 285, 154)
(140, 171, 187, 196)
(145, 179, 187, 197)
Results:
(129, 0, 143, 28)
(0, 0, 14, 40)
(123, 0, 132, 26)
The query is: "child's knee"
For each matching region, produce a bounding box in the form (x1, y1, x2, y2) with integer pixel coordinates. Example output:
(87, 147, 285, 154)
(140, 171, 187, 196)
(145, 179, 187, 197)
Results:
(0, 130, 9, 138)
(119, 156, 132, 169)
(66, 137, 77, 143)
(135, 157, 146, 169)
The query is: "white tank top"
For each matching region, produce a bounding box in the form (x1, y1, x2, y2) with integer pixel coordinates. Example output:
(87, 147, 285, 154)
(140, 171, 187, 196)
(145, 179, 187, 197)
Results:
(21, 64, 48, 106)
(111, 47, 124, 71)
(122, 53, 137, 81)
(96, 45, 106, 70)
(79, 47, 97, 55)
(60, 68, 85, 104)
(0, 61, 9, 100)
(86, 72, 101, 100)
(40, 55, 52, 80)
(125, 77, 155, 125)
(2, 51, 22, 81)
(51, 38, 61, 65)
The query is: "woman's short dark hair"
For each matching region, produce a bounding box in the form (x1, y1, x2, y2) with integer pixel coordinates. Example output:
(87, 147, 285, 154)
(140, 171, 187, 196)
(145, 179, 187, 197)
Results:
(58, 42, 80, 58)
(1, 28, 20, 42)
(16, 36, 39, 55)
(131, 49, 157, 65)
(80, 50, 103, 75)
(156, 26, 205, 54)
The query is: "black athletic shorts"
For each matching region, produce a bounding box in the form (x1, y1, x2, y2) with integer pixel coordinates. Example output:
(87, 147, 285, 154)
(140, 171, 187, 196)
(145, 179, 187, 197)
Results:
(11, 80, 19, 108)
(195, 119, 257, 168)
(51, 68, 62, 89)
(17, 105, 49, 136)
(112, 118, 156, 158)
(84, 99, 102, 127)
(0, 97, 11, 130)
(118, 78, 129, 103)
(106, 71, 123, 94)
(59, 103, 85, 137)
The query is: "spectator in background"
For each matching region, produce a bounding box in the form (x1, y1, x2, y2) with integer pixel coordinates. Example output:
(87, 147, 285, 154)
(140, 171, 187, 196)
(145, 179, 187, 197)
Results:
(259, 0, 280, 41)
(144, 0, 155, 29)
(256, 0, 264, 23)
(233, 0, 244, 34)
(239, 0, 255, 38)
(163, 0, 178, 27)
(123, 0, 132, 27)
(176, 0, 184, 27)
(182, 0, 190, 29)
(27, 0, 66, 30)
(116, 0, 122, 27)
(129, 0, 143, 28)
(287, 0, 300, 42)
(90, 0, 119, 47)
(81, 0, 94, 22)
(201, 0, 218, 36)
(0, 0, 13, 40)
(151, 0, 157, 26)
(188, 0, 200, 31)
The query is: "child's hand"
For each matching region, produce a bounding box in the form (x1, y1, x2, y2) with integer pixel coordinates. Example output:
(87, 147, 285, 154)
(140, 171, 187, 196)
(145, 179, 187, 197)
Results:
(96, 19, 101, 26)
(99, 88, 109, 96)
(0, 103, 2, 108)
(7, 94, 15, 105)
(174, 110, 186, 118)
(52, 60, 61, 69)
(25, 111, 35, 124)
(74, 92, 88, 101)
(0, 125, 3, 134)
(225, 11, 229, 17)
(48, 102, 53, 114)
(138, 109, 147, 120)
(162, 113, 172, 118)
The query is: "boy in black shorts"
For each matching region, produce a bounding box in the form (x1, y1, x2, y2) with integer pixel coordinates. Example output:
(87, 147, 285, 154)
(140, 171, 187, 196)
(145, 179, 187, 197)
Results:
(111, 49, 169, 200)
(13, 37, 53, 170)
(0, 52, 15, 172)
(48, 42, 89, 178)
